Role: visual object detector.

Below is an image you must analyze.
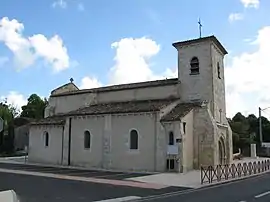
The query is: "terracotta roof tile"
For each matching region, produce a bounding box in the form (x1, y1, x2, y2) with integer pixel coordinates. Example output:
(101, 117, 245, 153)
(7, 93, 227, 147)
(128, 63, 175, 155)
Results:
(31, 116, 66, 126)
(161, 102, 202, 122)
(66, 98, 179, 116)
(31, 98, 179, 126)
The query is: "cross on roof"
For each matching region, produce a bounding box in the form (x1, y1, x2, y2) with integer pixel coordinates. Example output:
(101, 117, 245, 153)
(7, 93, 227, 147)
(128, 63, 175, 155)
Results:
(198, 18, 202, 38)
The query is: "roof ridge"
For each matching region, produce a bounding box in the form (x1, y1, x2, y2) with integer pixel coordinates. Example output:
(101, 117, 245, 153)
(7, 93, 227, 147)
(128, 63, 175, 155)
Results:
(172, 35, 227, 55)
(51, 78, 179, 97)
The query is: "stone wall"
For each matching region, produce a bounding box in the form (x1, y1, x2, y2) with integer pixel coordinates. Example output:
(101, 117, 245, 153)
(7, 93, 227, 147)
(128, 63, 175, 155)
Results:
(57, 112, 165, 172)
(28, 125, 64, 165)
(176, 41, 214, 105)
(211, 44, 227, 123)
(14, 125, 29, 151)
(45, 83, 180, 117)
(181, 110, 194, 172)
(193, 104, 217, 168)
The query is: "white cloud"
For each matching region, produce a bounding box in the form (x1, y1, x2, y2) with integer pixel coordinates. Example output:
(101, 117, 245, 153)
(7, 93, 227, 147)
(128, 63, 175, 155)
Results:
(0, 56, 9, 67)
(0, 91, 27, 112)
(225, 26, 270, 118)
(228, 13, 244, 22)
(29, 34, 69, 72)
(0, 17, 70, 72)
(240, 0, 260, 8)
(52, 0, 67, 9)
(79, 37, 177, 90)
(80, 76, 102, 89)
(52, 0, 84, 11)
(108, 37, 176, 85)
(77, 3, 84, 11)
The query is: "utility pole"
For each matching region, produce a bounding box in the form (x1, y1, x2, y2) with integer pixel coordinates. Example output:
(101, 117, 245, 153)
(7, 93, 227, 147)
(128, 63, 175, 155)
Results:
(259, 107, 263, 145)
(258, 106, 270, 145)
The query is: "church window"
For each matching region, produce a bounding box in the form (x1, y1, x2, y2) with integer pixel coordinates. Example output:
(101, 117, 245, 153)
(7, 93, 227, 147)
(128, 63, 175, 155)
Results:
(44, 131, 49, 147)
(130, 129, 138, 150)
(183, 122, 186, 134)
(217, 62, 221, 79)
(190, 57, 200, 75)
(84, 130, 91, 149)
(168, 131, 174, 145)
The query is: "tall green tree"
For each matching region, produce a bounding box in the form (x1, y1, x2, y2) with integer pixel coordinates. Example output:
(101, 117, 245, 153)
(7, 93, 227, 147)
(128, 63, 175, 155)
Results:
(229, 112, 270, 156)
(0, 101, 18, 128)
(20, 94, 48, 119)
(0, 100, 18, 152)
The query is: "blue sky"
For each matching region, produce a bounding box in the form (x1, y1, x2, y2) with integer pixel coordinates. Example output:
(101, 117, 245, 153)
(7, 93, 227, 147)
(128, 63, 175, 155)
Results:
(0, 0, 270, 118)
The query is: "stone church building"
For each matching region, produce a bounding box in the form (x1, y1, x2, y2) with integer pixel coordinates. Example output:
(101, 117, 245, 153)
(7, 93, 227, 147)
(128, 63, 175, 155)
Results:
(28, 35, 233, 173)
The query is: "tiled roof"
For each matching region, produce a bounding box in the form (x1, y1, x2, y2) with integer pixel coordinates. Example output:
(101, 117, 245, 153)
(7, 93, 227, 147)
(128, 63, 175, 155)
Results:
(14, 117, 35, 127)
(31, 116, 66, 126)
(161, 102, 202, 122)
(172, 35, 228, 55)
(66, 98, 179, 116)
(51, 78, 179, 97)
(51, 82, 79, 95)
(31, 98, 178, 126)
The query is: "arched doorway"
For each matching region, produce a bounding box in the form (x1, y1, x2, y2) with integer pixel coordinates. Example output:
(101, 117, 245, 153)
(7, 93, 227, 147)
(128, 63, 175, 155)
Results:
(218, 137, 226, 165)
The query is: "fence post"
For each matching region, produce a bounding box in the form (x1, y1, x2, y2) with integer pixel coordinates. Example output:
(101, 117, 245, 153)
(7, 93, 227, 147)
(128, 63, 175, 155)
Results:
(210, 165, 213, 183)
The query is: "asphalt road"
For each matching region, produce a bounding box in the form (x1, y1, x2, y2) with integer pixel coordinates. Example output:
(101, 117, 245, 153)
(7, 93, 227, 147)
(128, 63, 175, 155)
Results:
(1, 162, 270, 202)
(0, 162, 152, 180)
(0, 172, 186, 202)
(139, 172, 270, 202)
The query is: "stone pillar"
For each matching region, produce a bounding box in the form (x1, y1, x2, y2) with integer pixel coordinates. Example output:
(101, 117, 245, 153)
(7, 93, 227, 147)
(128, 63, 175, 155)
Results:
(250, 144, 257, 158)
(62, 118, 70, 166)
(178, 139, 183, 173)
(102, 115, 112, 169)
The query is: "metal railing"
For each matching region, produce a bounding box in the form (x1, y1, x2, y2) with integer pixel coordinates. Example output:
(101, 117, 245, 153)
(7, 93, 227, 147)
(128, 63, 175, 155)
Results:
(200, 159, 270, 184)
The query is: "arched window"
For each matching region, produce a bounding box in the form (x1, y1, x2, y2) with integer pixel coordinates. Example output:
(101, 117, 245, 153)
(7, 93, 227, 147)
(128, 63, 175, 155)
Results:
(190, 57, 200, 74)
(84, 130, 91, 149)
(44, 131, 49, 147)
(168, 131, 174, 145)
(183, 122, 186, 134)
(130, 129, 138, 150)
(217, 62, 221, 79)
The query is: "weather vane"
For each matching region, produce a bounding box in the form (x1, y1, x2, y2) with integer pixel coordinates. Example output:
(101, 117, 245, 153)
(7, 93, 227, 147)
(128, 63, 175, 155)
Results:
(198, 18, 202, 38)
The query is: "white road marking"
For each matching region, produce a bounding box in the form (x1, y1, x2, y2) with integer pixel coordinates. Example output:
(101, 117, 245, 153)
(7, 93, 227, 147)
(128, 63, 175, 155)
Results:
(93, 196, 141, 202)
(255, 191, 270, 198)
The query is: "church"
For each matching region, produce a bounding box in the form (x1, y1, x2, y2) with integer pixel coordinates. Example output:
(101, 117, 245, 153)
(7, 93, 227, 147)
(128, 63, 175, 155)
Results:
(28, 35, 233, 173)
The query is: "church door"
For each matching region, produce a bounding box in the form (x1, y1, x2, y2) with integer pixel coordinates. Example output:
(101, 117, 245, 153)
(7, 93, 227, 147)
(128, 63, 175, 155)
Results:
(218, 138, 226, 165)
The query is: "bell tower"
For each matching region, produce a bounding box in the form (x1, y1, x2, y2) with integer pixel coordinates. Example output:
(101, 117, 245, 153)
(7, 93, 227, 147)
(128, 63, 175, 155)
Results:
(172, 36, 228, 123)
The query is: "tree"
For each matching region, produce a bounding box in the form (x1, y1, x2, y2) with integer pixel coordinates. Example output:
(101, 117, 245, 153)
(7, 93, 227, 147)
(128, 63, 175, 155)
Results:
(0, 100, 18, 152)
(229, 112, 270, 156)
(232, 112, 246, 123)
(20, 94, 48, 119)
(0, 101, 18, 128)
